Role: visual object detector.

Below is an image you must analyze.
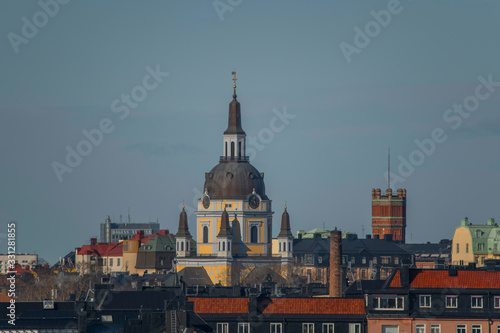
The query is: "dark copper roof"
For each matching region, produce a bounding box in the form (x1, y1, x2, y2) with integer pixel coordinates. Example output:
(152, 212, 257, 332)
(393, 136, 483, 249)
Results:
(176, 206, 191, 237)
(277, 207, 293, 238)
(224, 91, 245, 135)
(217, 208, 232, 237)
(204, 161, 266, 199)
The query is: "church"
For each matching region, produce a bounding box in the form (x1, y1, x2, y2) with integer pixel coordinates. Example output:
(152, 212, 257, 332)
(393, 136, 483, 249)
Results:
(175, 73, 294, 286)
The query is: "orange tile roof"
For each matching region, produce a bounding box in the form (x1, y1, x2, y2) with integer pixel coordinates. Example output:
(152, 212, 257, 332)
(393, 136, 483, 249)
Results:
(190, 297, 248, 314)
(389, 269, 500, 289)
(189, 297, 365, 315)
(0, 294, 11, 302)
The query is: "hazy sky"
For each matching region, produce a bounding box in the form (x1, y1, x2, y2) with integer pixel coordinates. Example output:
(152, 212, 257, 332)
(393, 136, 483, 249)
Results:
(1, 1, 500, 264)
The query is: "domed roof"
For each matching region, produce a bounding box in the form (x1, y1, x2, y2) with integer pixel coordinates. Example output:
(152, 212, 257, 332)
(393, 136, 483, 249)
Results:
(204, 161, 267, 199)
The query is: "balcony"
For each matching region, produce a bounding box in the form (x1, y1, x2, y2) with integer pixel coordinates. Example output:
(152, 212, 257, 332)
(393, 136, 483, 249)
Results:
(220, 156, 249, 162)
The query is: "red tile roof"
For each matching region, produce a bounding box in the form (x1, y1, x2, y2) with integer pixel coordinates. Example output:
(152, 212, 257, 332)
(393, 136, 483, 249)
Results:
(76, 242, 123, 257)
(190, 297, 248, 314)
(189, 297, 365, 315)
(389, 269, 500, 289)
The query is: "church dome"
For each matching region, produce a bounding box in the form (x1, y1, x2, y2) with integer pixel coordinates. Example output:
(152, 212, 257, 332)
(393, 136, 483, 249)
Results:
(204, 161, 267, 199)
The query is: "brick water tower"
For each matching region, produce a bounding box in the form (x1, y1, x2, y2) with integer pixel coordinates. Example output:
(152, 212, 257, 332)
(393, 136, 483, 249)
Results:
(371, 188, 407, 243)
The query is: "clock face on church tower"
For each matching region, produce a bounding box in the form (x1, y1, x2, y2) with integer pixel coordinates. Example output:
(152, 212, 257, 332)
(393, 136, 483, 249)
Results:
(249, 195, 260, 209)
(202, 195, 210, 209)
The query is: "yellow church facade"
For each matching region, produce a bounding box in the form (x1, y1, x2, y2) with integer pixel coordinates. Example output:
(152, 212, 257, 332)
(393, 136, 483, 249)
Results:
(175, 74, 294, 286)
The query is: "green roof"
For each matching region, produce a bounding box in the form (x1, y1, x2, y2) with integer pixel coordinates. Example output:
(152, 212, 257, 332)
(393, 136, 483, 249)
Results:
(459, 218, 500, 255)
(139, 234, 176, 252)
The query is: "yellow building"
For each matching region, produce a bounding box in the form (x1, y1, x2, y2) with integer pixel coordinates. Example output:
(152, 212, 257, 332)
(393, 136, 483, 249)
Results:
(175, 74, 294, 285)
(452, 217, 500, 266)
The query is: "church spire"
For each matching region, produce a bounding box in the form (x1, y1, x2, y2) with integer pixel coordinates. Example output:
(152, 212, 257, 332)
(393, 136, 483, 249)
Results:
(224, 71, 245, 135)
(176, 205, 191, 237)
(278, 205, 293, 238)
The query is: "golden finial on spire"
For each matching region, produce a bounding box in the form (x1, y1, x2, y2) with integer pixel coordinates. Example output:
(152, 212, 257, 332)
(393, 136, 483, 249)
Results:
(285, 201, 287, 210)
(182, 200, 185, 209)
(232, 71, 237, 89)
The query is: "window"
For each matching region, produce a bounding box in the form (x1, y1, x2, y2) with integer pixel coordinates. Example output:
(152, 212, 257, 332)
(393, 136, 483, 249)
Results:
(351, 257, 355, 264)
(478, 243, 484, 251)
(381, 256, 391, 264)
(349, 323, 361, 333)
(117, 258, 120, 267)
(431, 324, 441, 333)
(457, 325, 466, 333)
(476, 230, 482, 237)
(497, 325, 500, 333)
(270, 323, 282, 333)
(466, 243, 469, 253)
(303, 323, 314, 333)
(457, 243, 460, 253)
(217, 323, 229, 333)
(109, 258, 113, 266)
(394, 257, 399, 265)
(471, 296, 483, 308)
(251, 226, 258, 243)
(415, 324, 425, 333)
(362, 257, 366, 264)
(322, 323, 334, 333)
(181, 242, 184, 251)
(420, 295, 431, 308)
(494, 296, 500, 308)
(373, 257, 378, 264)
(238, 323, 250, 333)
(446, 296, 458, 308)
(203, 226, 209, 243)
(372, 295, 404, 310)
(318, 256, 323, 264)
(471, 325, 481, 333)
(342, 256, 347, 265)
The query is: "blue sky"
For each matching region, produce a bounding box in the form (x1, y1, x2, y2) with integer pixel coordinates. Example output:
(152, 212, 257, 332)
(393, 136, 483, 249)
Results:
(1, 0, 500, 264)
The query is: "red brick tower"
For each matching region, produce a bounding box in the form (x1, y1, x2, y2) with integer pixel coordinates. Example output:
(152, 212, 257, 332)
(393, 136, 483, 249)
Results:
(371, 188, 407, 243)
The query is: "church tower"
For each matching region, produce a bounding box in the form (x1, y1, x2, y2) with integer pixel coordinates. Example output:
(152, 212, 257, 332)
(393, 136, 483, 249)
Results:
(195, 72, 273, 258)
(176, 206, 192, 257)
(277, 206, 293, 261)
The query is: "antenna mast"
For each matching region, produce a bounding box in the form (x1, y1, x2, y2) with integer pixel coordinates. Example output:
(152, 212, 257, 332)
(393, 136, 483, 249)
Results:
(388, 147, 391, 190)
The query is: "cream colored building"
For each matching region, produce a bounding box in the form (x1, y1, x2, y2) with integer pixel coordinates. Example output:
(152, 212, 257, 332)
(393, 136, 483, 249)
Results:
(0, 253, 38, 274)
(452, 217, 500, 266)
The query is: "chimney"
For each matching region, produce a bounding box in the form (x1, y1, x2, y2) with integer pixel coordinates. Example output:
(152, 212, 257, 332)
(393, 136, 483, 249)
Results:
(329, 228, 342, 297)
(400, 260, 410, 288)
(91, 238, 97, 246)
(158, 230, 167, 235)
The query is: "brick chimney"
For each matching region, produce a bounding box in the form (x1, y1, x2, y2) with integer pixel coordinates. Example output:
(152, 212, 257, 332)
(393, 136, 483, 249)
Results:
(329, 228, 342, 297)
(90, 238, 97, 246)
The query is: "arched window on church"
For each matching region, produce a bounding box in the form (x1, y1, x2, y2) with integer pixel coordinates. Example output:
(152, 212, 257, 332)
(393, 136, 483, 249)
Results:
(251, 226, 258, 243)
(222, 242, 225, 251)
(238, 141, 241, 158)
(203, 226, 209, 243)
(279, 242, 281, 252)
(181, 242, 184, 251)
(225, 142, 228, 157)
(231, 142, 235, 158)
(283, 241, 286, 252)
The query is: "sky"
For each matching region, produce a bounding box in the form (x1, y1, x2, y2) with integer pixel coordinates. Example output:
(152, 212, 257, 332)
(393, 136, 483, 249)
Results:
(1, 0, 500, 264)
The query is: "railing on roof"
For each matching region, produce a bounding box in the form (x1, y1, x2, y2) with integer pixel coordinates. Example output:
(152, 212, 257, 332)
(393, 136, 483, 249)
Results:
(220, 156, 249, 162)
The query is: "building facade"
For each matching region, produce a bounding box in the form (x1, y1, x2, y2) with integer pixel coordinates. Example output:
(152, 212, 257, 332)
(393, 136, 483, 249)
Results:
(100, 215, 160, 242)
(371, 188, 407, 243)
(365, 264, 500, 333)
(452, 217, 500, 266)
(176, 75, 293, 285)
(0, 254, 38, 274)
